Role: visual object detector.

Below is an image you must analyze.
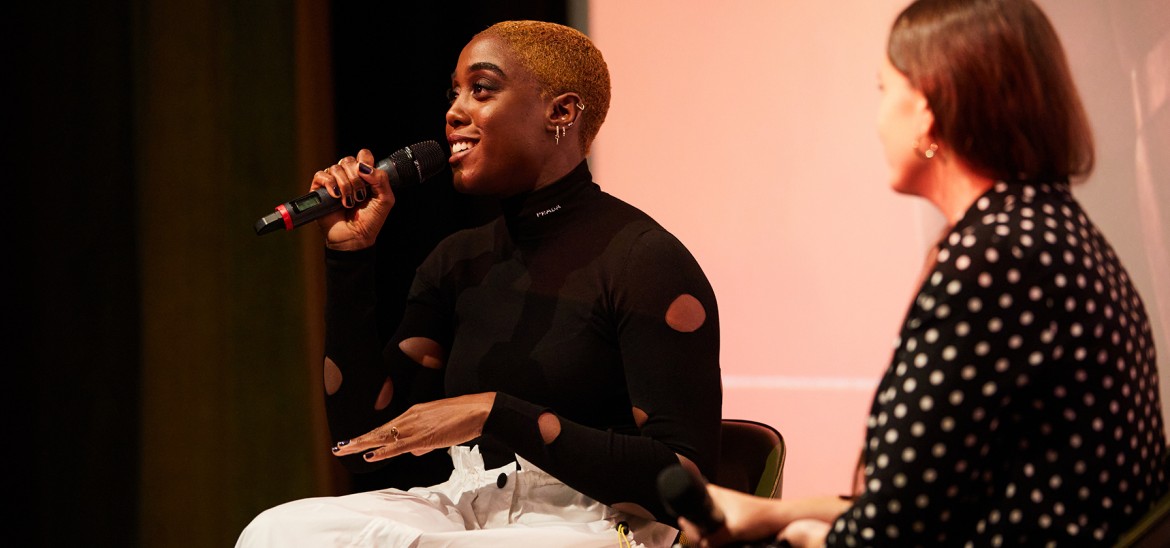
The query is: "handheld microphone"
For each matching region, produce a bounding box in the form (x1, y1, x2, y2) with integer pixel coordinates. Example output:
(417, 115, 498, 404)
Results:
(254, 140, 448, 236)
(657, 464, 791, 548)
(659, 464, 726, 535)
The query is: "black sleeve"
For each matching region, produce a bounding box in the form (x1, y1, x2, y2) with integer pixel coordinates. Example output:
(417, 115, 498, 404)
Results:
(482, 229, 723, 520)
(322, 246, 445, 474)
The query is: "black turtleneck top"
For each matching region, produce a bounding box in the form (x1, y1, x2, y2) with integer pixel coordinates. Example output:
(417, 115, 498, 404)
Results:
(322, 160, 722, 520)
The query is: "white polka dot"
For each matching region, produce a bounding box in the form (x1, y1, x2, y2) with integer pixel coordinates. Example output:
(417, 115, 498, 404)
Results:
(930, 370, 945, 385)
(920, 395, 934, 411)
(949, 391, 964, 406)
(932, 443, 946, 457)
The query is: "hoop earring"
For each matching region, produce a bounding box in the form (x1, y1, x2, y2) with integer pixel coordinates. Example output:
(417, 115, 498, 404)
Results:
(576, 102, 586, 111)
(914, 139, 939, 159)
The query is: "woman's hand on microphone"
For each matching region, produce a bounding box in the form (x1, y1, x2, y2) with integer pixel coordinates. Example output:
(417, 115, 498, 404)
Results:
(677, 484, 786, 547)
(676, 488, 841, 547)
(311, 148, 395, 251)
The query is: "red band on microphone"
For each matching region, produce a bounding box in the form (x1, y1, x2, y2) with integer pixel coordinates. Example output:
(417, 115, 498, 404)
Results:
(277, 204, 293, 230)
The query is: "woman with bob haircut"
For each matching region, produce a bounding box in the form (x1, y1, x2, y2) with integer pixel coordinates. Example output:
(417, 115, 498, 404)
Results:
(679, 1, 1165, 546)
(236, 19, 721, 548)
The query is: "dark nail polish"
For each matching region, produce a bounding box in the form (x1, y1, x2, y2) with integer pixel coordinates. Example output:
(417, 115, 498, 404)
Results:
(356, 188, 366, 201)
(358, 162, 373, 175)
(363, 451, 375, 460)
(337, 440, 349, 446)
(343, 195, 352, 207)
(331, 446, 339, 453)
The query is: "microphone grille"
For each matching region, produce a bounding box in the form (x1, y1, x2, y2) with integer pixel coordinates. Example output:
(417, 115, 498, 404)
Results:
(384, 140, 448, 188)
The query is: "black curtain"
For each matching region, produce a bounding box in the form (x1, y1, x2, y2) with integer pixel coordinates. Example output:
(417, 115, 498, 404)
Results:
(14, 2, 139, 546)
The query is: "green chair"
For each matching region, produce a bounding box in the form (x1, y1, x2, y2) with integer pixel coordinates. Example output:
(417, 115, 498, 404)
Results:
(717, 419, 786, 499)
(1114, 487, 1170, 547)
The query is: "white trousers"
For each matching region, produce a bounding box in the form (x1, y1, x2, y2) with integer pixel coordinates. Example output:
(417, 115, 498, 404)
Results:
(236, 446, 679, 547)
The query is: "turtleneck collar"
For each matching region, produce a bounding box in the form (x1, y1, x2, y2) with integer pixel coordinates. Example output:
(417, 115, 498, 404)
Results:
(500, 160, 598, 241)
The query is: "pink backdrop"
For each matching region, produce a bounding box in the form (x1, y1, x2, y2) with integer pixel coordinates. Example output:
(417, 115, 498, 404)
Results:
(585, 0, 1170, 499)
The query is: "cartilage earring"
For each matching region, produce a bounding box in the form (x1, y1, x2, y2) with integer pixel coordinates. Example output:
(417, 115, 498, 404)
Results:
(576, 102, 586, 111)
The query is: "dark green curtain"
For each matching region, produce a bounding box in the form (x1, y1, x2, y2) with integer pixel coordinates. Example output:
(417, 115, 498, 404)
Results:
(134, 1, 329, 545)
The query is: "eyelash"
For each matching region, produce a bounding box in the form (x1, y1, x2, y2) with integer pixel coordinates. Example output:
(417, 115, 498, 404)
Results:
(447, 81, 495, 104)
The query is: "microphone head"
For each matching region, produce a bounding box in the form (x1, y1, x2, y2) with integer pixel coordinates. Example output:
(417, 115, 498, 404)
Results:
(657, 464, 725, 534)
(376, 140, 448, 189)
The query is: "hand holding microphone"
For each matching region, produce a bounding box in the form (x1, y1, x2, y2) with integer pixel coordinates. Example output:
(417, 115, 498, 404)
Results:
(254, 140, 448, 240)
(658, 464, 791, 548)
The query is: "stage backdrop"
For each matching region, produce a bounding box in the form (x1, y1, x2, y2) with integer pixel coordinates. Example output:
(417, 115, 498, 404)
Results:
(587, 0, 1170, 499)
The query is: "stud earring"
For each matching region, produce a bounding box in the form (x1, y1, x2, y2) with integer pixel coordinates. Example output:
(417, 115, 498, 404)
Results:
(914, 139, 939, 159)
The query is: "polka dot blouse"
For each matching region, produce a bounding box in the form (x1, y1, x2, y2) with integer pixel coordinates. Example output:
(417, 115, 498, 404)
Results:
(827, 181, 1167, 546)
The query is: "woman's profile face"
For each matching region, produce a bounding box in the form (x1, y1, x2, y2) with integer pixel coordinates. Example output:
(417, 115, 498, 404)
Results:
(876, 56, 933, 197)
(445, 34, 550, 196)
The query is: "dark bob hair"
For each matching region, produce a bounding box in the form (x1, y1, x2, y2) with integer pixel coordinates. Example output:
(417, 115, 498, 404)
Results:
(889, 0, 1094, 183)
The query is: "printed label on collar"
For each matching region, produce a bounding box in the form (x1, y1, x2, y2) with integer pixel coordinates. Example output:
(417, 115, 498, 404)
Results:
(536, 204, 562, 218)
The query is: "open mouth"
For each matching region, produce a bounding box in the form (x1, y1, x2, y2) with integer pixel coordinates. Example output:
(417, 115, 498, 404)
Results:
(449, 139, 478, 163)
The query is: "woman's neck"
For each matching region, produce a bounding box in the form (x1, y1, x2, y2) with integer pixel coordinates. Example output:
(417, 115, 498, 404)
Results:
(920, 155, 996, 226)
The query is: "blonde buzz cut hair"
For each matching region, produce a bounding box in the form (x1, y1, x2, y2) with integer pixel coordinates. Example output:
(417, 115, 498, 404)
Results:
(478, 20, 611, 154)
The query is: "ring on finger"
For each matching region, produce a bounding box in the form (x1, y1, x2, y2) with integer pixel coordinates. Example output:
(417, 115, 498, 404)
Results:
(390, 426, 400, 442)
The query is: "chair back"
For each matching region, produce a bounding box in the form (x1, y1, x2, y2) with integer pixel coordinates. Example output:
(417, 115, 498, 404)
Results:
(1114, 452, 1170, 548)
(717, 419, 786, 499)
